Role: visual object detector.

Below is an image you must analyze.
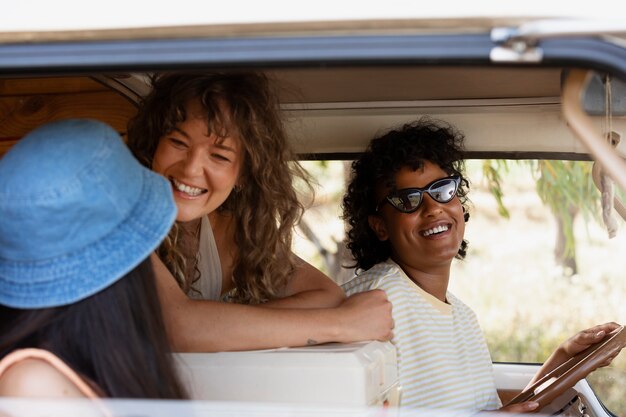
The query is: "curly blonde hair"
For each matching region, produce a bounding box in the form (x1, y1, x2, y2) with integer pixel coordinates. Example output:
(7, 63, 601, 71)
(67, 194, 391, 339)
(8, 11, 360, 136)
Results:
(127, 72, 310, 304)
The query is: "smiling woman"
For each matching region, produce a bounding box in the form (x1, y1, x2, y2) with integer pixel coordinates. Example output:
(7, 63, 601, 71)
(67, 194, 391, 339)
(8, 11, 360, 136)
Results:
(3, 7, 626, 414)
(127, 72, 337, 303)
(124, 71, 393, 352)
(151, 99, 242, 225)
(340, 119, 623, 412)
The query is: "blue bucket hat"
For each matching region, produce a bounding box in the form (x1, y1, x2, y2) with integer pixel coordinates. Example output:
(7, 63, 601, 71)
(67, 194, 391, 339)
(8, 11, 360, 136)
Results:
(0, 119, 176, 308)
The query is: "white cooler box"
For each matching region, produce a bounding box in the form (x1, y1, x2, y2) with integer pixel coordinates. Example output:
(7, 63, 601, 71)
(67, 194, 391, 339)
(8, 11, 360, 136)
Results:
(175, 341, 400, 406)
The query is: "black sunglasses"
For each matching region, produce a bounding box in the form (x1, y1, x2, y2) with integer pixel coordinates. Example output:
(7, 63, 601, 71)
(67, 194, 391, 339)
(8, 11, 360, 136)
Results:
(376, 175, 461, 214)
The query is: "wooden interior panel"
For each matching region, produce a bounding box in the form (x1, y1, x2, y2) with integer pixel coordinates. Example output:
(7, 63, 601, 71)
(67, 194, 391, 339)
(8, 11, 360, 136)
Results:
(0, 76, 137, 158)
(0, 77, 108, 96)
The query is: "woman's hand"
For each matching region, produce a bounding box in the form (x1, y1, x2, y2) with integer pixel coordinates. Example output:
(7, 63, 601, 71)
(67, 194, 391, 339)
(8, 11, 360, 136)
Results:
(528, 322, 622, 387)
(336, 289, 394, 342)
(557, 322, 621, 362)
(497, 401, 539, 414)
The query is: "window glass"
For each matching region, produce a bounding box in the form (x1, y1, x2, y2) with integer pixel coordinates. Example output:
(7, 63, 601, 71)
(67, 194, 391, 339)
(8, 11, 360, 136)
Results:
(294, 159, 626, 415)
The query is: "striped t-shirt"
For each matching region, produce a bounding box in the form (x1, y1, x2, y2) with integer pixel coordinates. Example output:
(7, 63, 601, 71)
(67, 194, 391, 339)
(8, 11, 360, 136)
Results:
(342, 260, 501, 411)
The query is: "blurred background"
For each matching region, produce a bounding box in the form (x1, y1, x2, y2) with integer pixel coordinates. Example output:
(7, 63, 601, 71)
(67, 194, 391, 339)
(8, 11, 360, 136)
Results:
(294, 159, 626, 415)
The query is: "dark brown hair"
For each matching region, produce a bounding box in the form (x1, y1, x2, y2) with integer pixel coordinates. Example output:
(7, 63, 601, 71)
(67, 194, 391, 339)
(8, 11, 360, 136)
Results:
(0, 259, 187, 399)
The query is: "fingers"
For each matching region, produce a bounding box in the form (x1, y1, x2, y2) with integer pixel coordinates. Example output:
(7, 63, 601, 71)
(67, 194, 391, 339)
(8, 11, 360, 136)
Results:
(350, 288, 388, 304)
(578, 322, 621, 345)
(343, 289, 394, 342)
(378, 331, 394, 342)
(599, 351, 619, 368)
(563, 323, 624, 367)
(344, 288, 387, 305)
(371, 290, 393, 341)
(596, 322, 620, 331)
(599, 345, 623, 367)
(585, 322, 621, 336)
(578, 329, 606, 344)
(567, 322, 621, 349)
(370, 288, 390, 300)
(500, 401, 540, 414)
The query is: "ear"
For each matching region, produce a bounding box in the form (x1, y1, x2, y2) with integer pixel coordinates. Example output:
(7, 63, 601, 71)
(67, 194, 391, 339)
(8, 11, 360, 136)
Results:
(234, 175, 244, 192)
(368, 214, 389, 241)
(462, 206, 470, 222)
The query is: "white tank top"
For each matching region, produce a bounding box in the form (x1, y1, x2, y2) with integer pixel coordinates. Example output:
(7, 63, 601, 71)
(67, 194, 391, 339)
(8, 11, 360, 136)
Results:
(187, 215, 223, 301)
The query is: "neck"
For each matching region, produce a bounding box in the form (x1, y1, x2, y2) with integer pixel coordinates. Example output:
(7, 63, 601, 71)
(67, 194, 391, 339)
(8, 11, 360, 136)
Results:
(393, 258, 451, 302)
(178, 218, 202, 235)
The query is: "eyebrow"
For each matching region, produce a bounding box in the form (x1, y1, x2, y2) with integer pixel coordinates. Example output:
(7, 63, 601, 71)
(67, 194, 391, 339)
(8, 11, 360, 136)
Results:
(171, 127, 237, 154)
(171, 127, 190, 139)
(212, 132, 238, 153)
(213, 142, 237, 154)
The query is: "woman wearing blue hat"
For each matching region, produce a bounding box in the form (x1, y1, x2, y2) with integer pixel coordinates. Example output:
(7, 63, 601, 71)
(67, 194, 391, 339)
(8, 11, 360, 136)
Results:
(127, 72, 394, 351)
(0, 119, 186, 399)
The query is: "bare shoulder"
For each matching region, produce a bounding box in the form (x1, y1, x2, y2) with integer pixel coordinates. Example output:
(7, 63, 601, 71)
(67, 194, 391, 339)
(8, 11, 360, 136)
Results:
(0, 357, 86, 398)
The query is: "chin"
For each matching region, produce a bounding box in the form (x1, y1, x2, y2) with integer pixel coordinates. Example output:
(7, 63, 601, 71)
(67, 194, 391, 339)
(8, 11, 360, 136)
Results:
(434, 248, 460, 262)
(175, 211, 202, 223)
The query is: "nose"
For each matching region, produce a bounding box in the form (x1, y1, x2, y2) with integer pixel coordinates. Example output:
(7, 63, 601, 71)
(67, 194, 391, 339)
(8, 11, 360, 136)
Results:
(181, 148, 205, 177)
(420, 194, 444, 217)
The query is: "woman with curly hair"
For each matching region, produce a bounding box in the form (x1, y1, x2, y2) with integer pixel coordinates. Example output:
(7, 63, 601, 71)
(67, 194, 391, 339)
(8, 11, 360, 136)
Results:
(343, 118, 470, 274)
(127, 72, 393, 352)
(341, 118, 621, 412)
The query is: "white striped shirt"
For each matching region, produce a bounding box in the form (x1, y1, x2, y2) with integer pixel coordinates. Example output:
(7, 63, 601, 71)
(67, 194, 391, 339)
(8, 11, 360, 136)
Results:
(342, 260, 501, 411)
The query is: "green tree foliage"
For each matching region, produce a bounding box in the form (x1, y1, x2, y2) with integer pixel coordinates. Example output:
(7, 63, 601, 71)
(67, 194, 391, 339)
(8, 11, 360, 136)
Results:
(533, 161, 599, 257)
(483, 159, 603, 274)
(481, 160, 510, 219)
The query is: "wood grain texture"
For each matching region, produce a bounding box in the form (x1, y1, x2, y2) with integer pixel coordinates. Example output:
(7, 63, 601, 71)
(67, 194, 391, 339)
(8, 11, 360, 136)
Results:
(0, 77, 137, 158)
(0, 77, 108, 96)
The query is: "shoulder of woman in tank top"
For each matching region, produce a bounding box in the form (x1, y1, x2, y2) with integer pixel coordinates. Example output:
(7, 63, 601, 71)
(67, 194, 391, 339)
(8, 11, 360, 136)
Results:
(0, 357, 87, 398)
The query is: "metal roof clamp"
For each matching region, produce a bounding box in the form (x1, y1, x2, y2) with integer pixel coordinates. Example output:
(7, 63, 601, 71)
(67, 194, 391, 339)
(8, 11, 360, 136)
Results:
(489, 26, 544, 63)
(491, 19, 626, 64)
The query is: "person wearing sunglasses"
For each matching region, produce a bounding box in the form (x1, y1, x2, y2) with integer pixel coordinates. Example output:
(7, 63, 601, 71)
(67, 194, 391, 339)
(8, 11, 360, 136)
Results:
(341, 118, 621, 412)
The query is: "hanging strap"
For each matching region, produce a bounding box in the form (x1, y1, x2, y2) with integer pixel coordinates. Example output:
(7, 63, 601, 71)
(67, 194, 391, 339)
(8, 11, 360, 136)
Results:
(590, 74, 624, 237)
(592, 158, 626, 219)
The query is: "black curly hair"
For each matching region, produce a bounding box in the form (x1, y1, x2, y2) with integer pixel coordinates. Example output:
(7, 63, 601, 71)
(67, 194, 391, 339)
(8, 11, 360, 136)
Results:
(342, 118, 470, 272)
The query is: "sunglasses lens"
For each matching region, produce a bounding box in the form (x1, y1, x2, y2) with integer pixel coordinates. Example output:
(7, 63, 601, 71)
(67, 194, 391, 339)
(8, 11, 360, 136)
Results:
(429, 178, 459, 203)
(389, 191, 422, 213)
(380, 176, 460, 213)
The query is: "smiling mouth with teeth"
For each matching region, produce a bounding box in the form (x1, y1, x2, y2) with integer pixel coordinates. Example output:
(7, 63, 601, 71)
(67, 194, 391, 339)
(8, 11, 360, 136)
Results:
(171, 178, 208, 197)
(422, 224, 450, 237)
